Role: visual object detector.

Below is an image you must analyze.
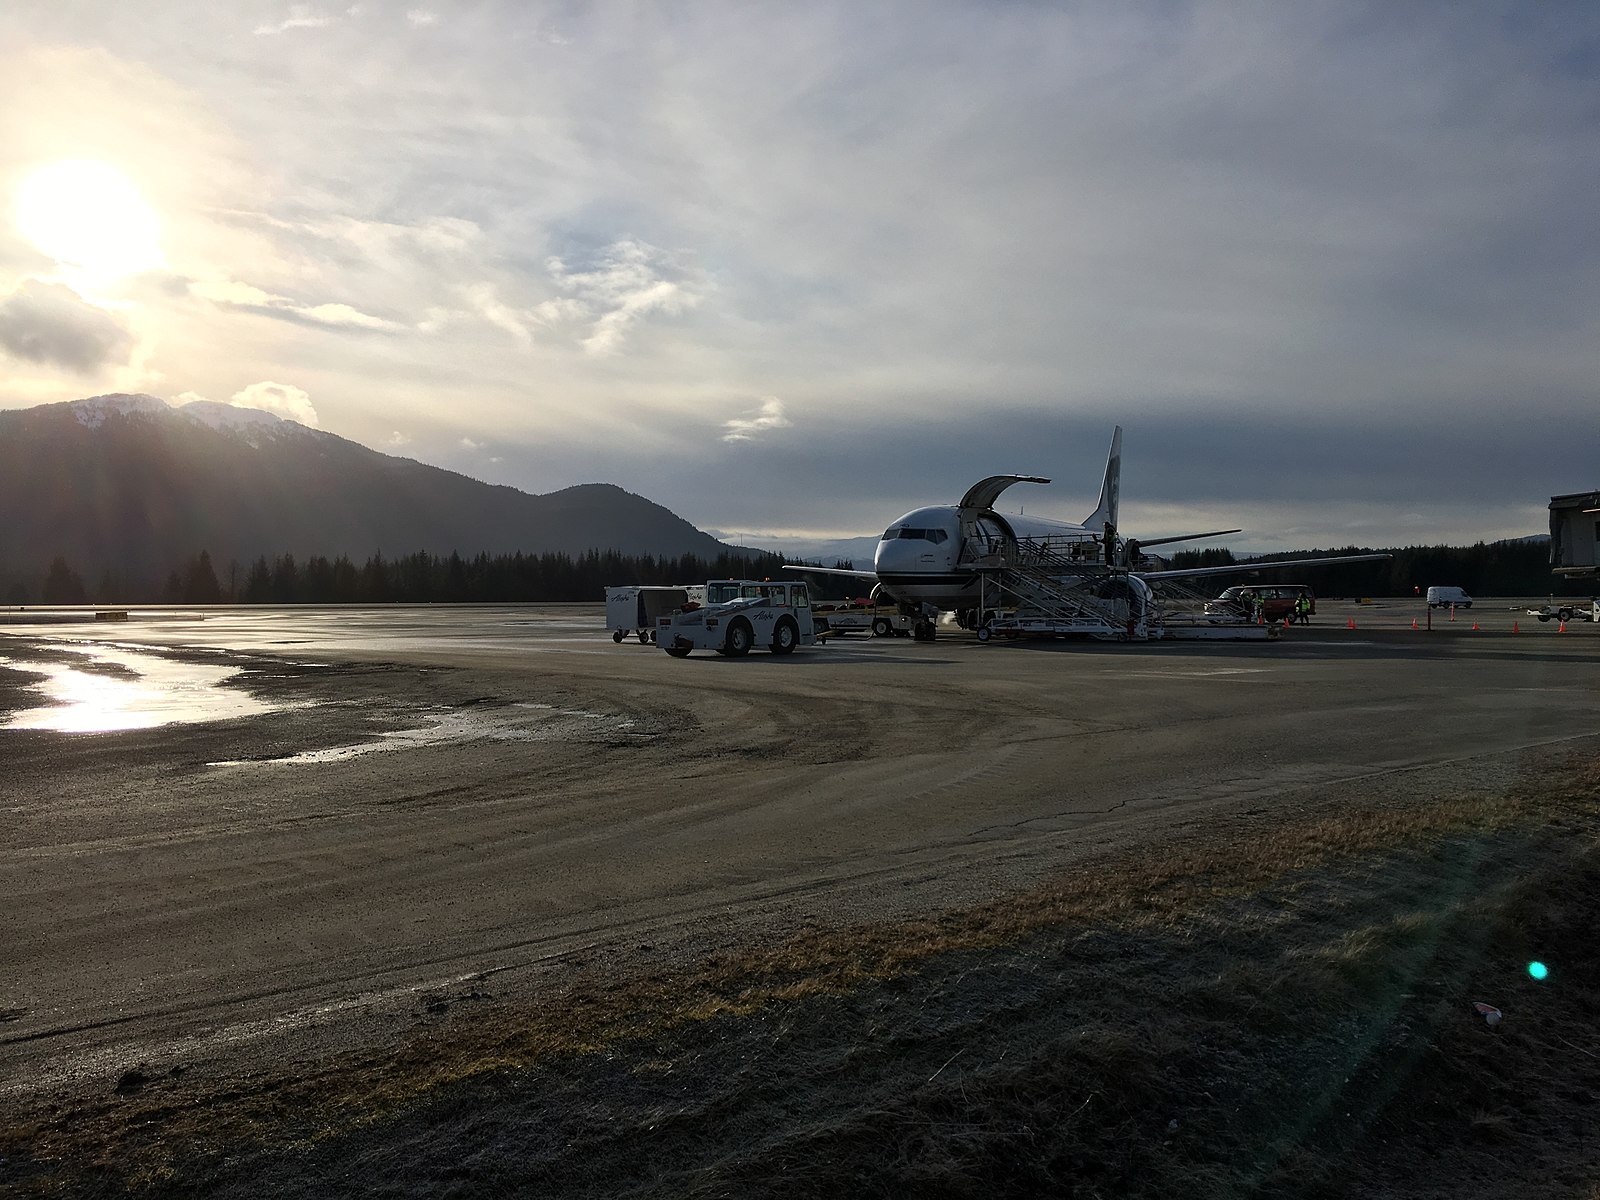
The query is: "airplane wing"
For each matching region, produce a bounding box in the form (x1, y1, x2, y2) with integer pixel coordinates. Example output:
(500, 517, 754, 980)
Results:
(1135, 528, 1241, 549)
(781, 564, 880, 583)
(1140, 553, 1391, 581)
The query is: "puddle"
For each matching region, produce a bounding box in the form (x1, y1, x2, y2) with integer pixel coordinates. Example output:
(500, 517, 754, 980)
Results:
(209, 705, 635, 767)
(1, 645, 279, 732)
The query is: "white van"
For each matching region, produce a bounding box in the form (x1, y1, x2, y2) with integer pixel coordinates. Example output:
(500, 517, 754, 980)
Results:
(1426, 586, 1473, 609)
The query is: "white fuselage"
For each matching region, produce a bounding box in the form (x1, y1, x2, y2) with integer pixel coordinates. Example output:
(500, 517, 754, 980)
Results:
(872, 505, 1099, 612)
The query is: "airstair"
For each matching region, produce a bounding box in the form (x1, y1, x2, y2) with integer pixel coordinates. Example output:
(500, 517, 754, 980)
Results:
(965, 533, 1272, 643)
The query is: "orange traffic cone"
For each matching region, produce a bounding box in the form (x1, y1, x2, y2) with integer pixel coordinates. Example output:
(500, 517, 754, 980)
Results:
(1471, 622, 1480, 631)
(1410, 618, 1419, 630)
(1558, 621, 1567, 633)
(1513, 621, 1520, 634)
(1449, 606, 1456, 622)
(1347, 617, 1356, 630)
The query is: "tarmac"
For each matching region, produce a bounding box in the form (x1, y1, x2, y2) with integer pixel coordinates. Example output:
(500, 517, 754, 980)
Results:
(2, 598, 1597, 1103)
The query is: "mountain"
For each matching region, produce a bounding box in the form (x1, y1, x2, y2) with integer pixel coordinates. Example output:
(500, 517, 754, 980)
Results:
(0, 394, 742, 588)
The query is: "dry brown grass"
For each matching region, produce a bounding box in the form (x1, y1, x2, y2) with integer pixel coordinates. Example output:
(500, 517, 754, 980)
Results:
(4, 752, 1597, 1197)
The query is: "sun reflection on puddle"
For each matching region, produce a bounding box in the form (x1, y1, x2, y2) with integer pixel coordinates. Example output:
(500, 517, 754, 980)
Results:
(1, 646, 276, 732)
(209, 705, 633, 767)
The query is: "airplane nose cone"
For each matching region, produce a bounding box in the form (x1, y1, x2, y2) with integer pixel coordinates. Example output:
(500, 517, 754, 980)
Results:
(873, 539, 914, 574)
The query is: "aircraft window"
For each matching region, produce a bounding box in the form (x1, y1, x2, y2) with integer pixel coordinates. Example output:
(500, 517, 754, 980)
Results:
(928, 529, 948, 544)
(881, 528, 903, 541)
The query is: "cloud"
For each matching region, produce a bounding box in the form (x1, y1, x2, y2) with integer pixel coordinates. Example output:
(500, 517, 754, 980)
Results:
(254, 5, 333, 35)
(461, 284, 534, 346)
(539, 240, 707, 356)
(406, 10, 438, 27)
(231, 381, 319, 426)
(722, 396, 791, 443)
(190, 278, 401, 332)
(0, 280, 134, 373)
(5, 7, 1594, 551)
(459, 436, 483, 451)
(386, 430, 411, 447)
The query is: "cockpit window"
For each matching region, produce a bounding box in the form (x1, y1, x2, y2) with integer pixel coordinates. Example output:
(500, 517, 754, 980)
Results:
(882, 528, 949, 544)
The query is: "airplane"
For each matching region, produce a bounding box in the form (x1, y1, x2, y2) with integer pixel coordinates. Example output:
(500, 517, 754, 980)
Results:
(785, 427, 1390, 639)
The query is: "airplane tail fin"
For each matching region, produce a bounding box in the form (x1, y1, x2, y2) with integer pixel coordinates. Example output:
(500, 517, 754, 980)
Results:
(1082, 426, 1122, 535)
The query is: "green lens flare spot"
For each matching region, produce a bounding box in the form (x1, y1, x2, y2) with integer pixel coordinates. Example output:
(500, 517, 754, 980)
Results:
(1527, 961, 1549, 981)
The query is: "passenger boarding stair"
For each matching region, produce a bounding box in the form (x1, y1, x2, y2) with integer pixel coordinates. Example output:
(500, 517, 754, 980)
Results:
(964, 534, 1269, 642)
(965, 534, 1135, 637)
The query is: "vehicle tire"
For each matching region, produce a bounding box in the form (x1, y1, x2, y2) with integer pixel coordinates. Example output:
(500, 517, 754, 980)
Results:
(612, 630, 624, 643)
(1463, 602, 1473, 609)
(871, 617, 892, 637)
(976, 624, 992, 643)
(636, 629, 650, 644)
(665, 645, 691, 658)
(1559, 609, 1573, 622)
(1538, 614, 1551, 622)
(771, 619, 798, 655)
(725, 619, 754, 657)
(648, 629, 657, 643)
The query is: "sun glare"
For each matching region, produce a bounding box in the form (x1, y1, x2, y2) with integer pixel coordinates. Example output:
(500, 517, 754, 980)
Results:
(15, 159, 165, 283)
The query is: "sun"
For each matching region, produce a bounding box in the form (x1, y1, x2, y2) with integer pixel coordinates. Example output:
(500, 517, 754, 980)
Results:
(15, 159, 165, 283)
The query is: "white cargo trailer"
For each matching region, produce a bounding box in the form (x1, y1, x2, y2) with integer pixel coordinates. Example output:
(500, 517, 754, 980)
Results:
(605, 585, 706, 644)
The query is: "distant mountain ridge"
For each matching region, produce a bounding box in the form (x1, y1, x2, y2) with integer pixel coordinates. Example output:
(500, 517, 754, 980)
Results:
(0, 394, 744, 588)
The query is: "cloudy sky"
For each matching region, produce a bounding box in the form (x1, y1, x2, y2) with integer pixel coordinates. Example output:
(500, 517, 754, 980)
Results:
(1, 2, 1595, 553)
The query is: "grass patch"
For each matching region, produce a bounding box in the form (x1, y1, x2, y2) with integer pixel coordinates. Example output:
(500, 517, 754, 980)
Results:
(4, 754, 1597, 1197)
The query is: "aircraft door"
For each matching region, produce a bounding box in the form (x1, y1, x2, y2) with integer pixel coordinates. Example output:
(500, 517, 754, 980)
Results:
(965, 514, 1013, 563)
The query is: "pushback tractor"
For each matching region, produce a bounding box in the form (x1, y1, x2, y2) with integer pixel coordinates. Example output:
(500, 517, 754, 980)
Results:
(657, 580, 819, 657)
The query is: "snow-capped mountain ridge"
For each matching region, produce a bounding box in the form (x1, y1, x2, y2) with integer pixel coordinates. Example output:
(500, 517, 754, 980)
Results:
(60, 393, 311, 448)
(176, 399, 299, 448)
(65, 393, 171, 429)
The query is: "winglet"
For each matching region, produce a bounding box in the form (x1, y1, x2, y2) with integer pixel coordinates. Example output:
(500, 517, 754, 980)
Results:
(1082, 426, 1122, 533)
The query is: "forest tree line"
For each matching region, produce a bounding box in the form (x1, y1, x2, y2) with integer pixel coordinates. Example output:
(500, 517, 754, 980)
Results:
(9, 547, 837, 606)
(6, 537, 1586, 607)
(1165, 539, 1587, 599)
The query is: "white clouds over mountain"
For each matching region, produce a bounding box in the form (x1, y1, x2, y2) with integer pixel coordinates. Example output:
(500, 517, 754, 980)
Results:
(230, 381, 318, 427)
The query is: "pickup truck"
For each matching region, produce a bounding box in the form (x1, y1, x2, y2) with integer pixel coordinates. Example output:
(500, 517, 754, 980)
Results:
(812, 601, 915, 637)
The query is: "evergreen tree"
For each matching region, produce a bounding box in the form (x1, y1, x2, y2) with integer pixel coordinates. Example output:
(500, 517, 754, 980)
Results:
(271, 554, 301, 603)
(42, 557, 88, 604)
(243, 557, 273, 602)
(184, 550, 224, 604)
